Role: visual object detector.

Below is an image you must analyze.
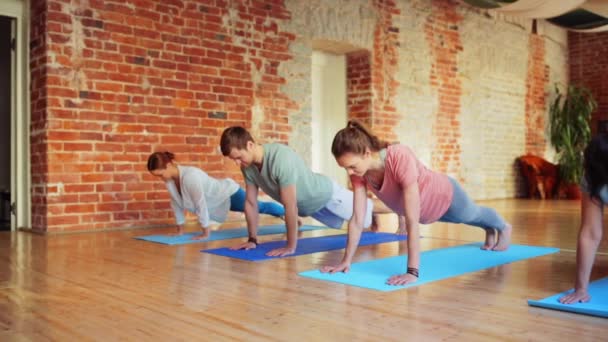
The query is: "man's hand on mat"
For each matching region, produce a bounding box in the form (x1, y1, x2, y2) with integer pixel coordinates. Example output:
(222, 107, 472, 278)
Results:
(230, 241, 257, 250)
(266, 247, 295, 257)
(320, 262, 351, 273)
(559, 288, 591, 304)
(386, 273, 417, 285)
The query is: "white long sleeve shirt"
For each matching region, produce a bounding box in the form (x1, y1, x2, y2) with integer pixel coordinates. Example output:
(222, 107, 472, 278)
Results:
(166, 165, 240, 227)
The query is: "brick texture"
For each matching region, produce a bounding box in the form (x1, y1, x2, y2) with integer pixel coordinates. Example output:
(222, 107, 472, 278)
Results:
(569, 31, 608, 134)
(346, 50, 372, 126)
(370, 0, 401, 144)
(425, 0, 463, 178)
(525, 34, 548, 155)
(29, 0, 566, 233)
(30, 0, 298, 232)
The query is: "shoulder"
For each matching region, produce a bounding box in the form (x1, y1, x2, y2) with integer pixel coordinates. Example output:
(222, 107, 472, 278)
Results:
(386, 144, 417, 163)
(266, 143, 300, 165)
(181, 166, 208, 183)
(266, 143, 294, 157)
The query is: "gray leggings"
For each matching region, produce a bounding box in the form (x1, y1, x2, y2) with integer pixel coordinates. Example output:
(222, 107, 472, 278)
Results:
(438, 177, 507, 231)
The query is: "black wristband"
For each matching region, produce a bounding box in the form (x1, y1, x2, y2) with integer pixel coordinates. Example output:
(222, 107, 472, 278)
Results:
(407, 267, 419, 278)
(247, 237, 258, 246)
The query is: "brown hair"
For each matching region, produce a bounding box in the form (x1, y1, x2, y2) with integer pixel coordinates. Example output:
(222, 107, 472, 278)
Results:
(220, 126, 255, 156)
(331, 120, 390, 157)
(147, 151, 175, 171)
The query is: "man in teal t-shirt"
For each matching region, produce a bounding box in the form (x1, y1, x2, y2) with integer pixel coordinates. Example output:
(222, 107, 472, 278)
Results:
(220, 126, 373, 257)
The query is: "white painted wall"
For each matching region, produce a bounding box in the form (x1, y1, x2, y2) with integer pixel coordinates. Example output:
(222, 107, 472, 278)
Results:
(311, 51, 348, 187)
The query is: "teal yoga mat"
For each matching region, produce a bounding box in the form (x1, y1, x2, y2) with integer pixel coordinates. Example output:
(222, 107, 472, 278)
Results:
(299, 243, 559, 291)
(528, 277, 608, 318)
(134, 224, 328, 245)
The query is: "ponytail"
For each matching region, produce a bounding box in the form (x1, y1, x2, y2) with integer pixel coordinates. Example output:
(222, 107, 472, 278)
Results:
(331, 120, 390, 158)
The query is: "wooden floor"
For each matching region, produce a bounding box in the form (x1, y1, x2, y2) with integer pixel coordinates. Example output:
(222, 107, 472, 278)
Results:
(1, 199, 607, 341)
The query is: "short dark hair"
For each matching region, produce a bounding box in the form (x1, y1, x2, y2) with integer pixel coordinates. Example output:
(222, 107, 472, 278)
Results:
(147, 151, 175, 171)
(220, 126, 254, 156)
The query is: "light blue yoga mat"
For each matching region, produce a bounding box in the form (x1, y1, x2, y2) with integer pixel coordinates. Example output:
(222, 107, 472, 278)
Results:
(528, 277, 608, 318)
(299, 243, 559, 291)
(134, 224, 328, 245)
(202, 232, 406, 261)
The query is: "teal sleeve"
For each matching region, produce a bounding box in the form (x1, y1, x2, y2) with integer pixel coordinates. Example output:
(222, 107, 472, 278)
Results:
(242, 167, 256, 185)
(272, 148, 298, 187)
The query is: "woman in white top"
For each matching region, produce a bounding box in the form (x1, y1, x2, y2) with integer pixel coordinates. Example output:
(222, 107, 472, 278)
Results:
(147, 151, 285, 240)
(559, 133, 608, 304)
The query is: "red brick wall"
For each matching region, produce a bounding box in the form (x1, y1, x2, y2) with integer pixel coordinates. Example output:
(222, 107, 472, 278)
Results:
(30, 0, 297, 233)
(569, 31, 608, 134)
(524, 34, 548, 155)
(370, 0, 400, 143)
(30, 0, 49, 231)
(346, 50, 372, 126)
(29, 0, 556, 233)
(425, 0, 463, 178)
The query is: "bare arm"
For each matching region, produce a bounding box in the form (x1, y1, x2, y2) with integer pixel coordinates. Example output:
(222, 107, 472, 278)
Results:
(188, 179, 213, 239)
(321, 183, 368, 273)
(168, 189, 186, 235)
(386, 182, 421, 285)
(266, 184, 298, 257)
(559, 193, 604, 304)
(230, 183, 260, 250)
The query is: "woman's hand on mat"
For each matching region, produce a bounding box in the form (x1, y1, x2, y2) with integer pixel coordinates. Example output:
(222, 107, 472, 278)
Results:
(230, 241, 257, 250)
(266, 247, 295, 257)
(559, 288, 591, 304)
(386, 273, 417, 286)
(320, 262, 351, 274)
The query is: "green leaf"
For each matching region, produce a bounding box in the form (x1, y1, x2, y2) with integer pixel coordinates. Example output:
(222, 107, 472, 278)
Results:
(548, 83, 595, 184)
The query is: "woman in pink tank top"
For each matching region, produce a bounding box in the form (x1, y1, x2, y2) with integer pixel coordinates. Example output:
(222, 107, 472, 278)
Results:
(321, 120, 512, 286)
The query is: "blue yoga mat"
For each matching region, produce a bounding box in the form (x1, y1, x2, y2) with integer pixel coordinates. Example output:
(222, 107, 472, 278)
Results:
(134, 225, 328, 245)
(202, 232, 407, 261)
(299, 243, 559, 291)
(528, 277, 608, 318)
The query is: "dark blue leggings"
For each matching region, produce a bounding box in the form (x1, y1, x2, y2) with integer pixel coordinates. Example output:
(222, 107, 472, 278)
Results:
(229, 188, 285, 217)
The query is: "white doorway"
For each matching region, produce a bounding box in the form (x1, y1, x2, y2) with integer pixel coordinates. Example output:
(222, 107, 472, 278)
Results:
(0, 0, 30, 231)
(311, 51, 347, 187)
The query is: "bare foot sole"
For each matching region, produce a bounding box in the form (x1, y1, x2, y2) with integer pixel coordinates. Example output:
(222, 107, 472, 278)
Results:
(492, 223, 512, 251)
(481, 229, 496, 250)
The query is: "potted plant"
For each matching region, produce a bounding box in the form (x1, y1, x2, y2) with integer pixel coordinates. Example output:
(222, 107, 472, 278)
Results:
(548, 83, 597, 199)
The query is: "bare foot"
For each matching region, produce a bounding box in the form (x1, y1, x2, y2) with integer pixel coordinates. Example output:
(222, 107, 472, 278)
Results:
(191, 231, 210, 240)
(281, 217, 304, 239)
(492, 223, 512, 251)
(192, 229, 211, 240)
(481, 229, 496, 250)
(370, 215, 380, 232)
(279, 216, 303, 228)
(395, 227, 407, 235)
(395, 216, 407, 235)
